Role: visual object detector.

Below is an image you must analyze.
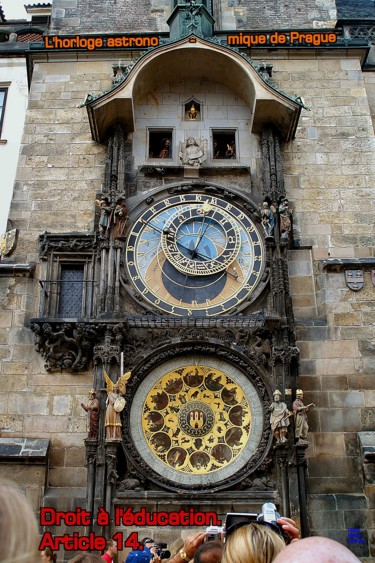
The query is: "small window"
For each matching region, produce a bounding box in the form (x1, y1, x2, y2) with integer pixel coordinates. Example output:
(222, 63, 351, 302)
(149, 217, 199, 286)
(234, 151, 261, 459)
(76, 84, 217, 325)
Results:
(184, 99, 201, 121)
(149, 130, 172, 159)
(0, 88, 8, 137)
(212, 130, 236, 160)
(58, 265, 84, 317)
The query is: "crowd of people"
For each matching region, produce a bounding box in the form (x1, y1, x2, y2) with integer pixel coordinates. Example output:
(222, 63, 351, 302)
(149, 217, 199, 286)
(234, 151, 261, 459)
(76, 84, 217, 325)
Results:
(0, 479, 362, 563)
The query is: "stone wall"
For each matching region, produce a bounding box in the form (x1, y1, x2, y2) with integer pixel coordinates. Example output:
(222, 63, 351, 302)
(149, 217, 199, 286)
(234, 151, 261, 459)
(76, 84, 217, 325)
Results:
(265, 52, 374, 558)
(0, 58, 121, 493)
(215, 0, 337, 31)
(51, 0, 172, 34)
(50, 0, 337, 35)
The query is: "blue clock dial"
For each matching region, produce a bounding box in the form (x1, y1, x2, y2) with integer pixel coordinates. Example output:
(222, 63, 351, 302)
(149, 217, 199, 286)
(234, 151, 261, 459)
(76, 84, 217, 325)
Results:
(125, 193, 265, 316)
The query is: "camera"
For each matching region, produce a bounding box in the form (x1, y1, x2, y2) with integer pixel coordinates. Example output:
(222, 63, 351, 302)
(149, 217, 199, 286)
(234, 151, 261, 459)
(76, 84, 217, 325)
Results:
(154, 542, 171, 560)
(224, 504, 291, 545)
(257, 502, 280, 525)
(224, 512, 257, 539)
(205, 526, 223, 542)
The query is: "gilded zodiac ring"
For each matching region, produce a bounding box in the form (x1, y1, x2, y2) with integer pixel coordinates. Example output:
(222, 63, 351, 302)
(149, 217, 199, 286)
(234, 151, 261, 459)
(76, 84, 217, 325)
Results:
(142, 365, 252, 475)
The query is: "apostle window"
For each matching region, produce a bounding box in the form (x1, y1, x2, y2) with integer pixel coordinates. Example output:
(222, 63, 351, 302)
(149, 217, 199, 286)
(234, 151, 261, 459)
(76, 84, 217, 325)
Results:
(148, 130, 173, 159)
(212, 130, 237, 160)
(184, 98, 201, 121)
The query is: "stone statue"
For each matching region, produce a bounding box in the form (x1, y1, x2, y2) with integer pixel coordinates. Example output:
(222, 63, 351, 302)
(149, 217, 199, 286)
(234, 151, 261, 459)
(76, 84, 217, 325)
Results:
(260, 201, 276, 238)
(179, 137, 207, 167)
(269, 389, 290, 443)
(158, 138, 170, 158)
(279, 197, 293, 241)
(96, 196, 112, 239)
(104, 370, 132, 440)
(293, 389, 315, 444)
(114, 195, 128, 239)
(81, 389, 100, 439)
(225, 141, 236, 159)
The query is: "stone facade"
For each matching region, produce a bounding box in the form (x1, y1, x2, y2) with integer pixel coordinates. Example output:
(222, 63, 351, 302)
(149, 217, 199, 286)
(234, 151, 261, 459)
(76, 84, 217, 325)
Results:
(214, 0, 337, 30)
(0, 1, 375, 562)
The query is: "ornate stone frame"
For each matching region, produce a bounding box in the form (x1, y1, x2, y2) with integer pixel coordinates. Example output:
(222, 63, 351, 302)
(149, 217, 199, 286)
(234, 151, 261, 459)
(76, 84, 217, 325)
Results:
(122, 340, 273, 492)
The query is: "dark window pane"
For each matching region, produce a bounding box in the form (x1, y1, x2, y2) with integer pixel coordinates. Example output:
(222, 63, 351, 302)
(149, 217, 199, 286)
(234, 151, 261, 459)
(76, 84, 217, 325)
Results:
(58, 265, 84, 317)
(212, 131, 236, 159)
(149, 131, 172, 158)
(0, 88, 7, 137)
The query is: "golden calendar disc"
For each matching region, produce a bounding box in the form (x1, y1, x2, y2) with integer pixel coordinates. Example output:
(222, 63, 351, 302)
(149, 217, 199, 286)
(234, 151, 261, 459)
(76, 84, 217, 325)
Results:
(142, 365, 252, 475)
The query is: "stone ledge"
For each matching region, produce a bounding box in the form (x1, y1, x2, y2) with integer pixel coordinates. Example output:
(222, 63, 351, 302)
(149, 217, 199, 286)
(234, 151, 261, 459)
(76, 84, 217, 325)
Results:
(0, 263, 36, 278)
(321, 258, 375, 272)
(0, 437, 49, 463)
(358, 432, 375, 462)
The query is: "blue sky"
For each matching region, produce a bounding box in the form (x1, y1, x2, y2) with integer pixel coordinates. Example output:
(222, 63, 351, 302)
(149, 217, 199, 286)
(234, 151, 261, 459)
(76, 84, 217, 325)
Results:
(1, 0, 40, 19)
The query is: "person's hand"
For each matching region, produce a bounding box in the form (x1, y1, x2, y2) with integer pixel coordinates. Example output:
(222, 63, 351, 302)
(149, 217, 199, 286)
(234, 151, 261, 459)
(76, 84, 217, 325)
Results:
(277, 517, 300, 543)
(150, 547, 161, 562)
(183, 531, 207, 559)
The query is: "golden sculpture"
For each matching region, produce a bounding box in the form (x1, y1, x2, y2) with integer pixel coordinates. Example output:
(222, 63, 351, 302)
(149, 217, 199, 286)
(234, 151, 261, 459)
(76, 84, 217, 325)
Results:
(188, 103, 198, 120)
(104, 370, 132, 440)
(142, 365, 251, 474)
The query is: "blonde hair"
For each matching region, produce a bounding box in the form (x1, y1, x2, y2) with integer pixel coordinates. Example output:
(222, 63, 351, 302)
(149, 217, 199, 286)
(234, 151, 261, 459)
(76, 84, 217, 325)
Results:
(0, 479, 40, 563)
(222, 523, 286, 563)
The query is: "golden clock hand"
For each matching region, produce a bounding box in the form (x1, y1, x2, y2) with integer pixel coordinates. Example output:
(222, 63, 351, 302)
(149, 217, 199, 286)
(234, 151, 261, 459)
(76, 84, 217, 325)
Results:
(192, 215, 207, 254)
(192, 221, 212, 258)
(192, 201, 213, 254)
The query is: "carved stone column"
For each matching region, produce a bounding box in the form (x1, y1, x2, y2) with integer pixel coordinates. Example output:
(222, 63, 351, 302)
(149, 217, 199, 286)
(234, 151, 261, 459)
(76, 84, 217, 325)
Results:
(84, 438, 98, 531)
(105, 442, 120, 519)
(261, 126, 285, 206)
(295, 442, 309, 537)
(275, 443, 290, 518)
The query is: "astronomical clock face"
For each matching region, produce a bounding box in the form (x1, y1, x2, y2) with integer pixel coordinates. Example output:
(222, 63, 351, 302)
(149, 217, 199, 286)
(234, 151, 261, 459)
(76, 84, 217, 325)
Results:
(125, 193, 265, 316)
(129, 355, 265, 488)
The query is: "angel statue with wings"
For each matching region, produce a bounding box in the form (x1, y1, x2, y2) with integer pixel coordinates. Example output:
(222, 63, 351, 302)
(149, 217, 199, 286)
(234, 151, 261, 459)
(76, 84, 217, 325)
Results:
(104, 370, 132, 440)
(179, 137, 207, 167)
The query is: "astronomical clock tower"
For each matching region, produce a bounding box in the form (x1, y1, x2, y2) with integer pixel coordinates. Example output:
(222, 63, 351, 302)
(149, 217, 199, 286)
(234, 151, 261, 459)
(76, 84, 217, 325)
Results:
(30, 0, 310, 551)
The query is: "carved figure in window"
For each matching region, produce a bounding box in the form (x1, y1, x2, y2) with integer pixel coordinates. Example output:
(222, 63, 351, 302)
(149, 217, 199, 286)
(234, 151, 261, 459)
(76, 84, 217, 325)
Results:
(149, 131, 172, 159)
(213, 140, 222, 159)
(184, 99, 201, 121)
(179, 137, 207, 167)
(225, 140, 236, 159)
(188, 102, 199, 120)
(212, 131, 236, 160)
(159, 138, 170, 158)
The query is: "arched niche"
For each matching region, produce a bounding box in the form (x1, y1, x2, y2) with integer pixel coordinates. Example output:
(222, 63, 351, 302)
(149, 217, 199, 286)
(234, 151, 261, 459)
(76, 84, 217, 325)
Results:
(86, 35, 302, 144)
